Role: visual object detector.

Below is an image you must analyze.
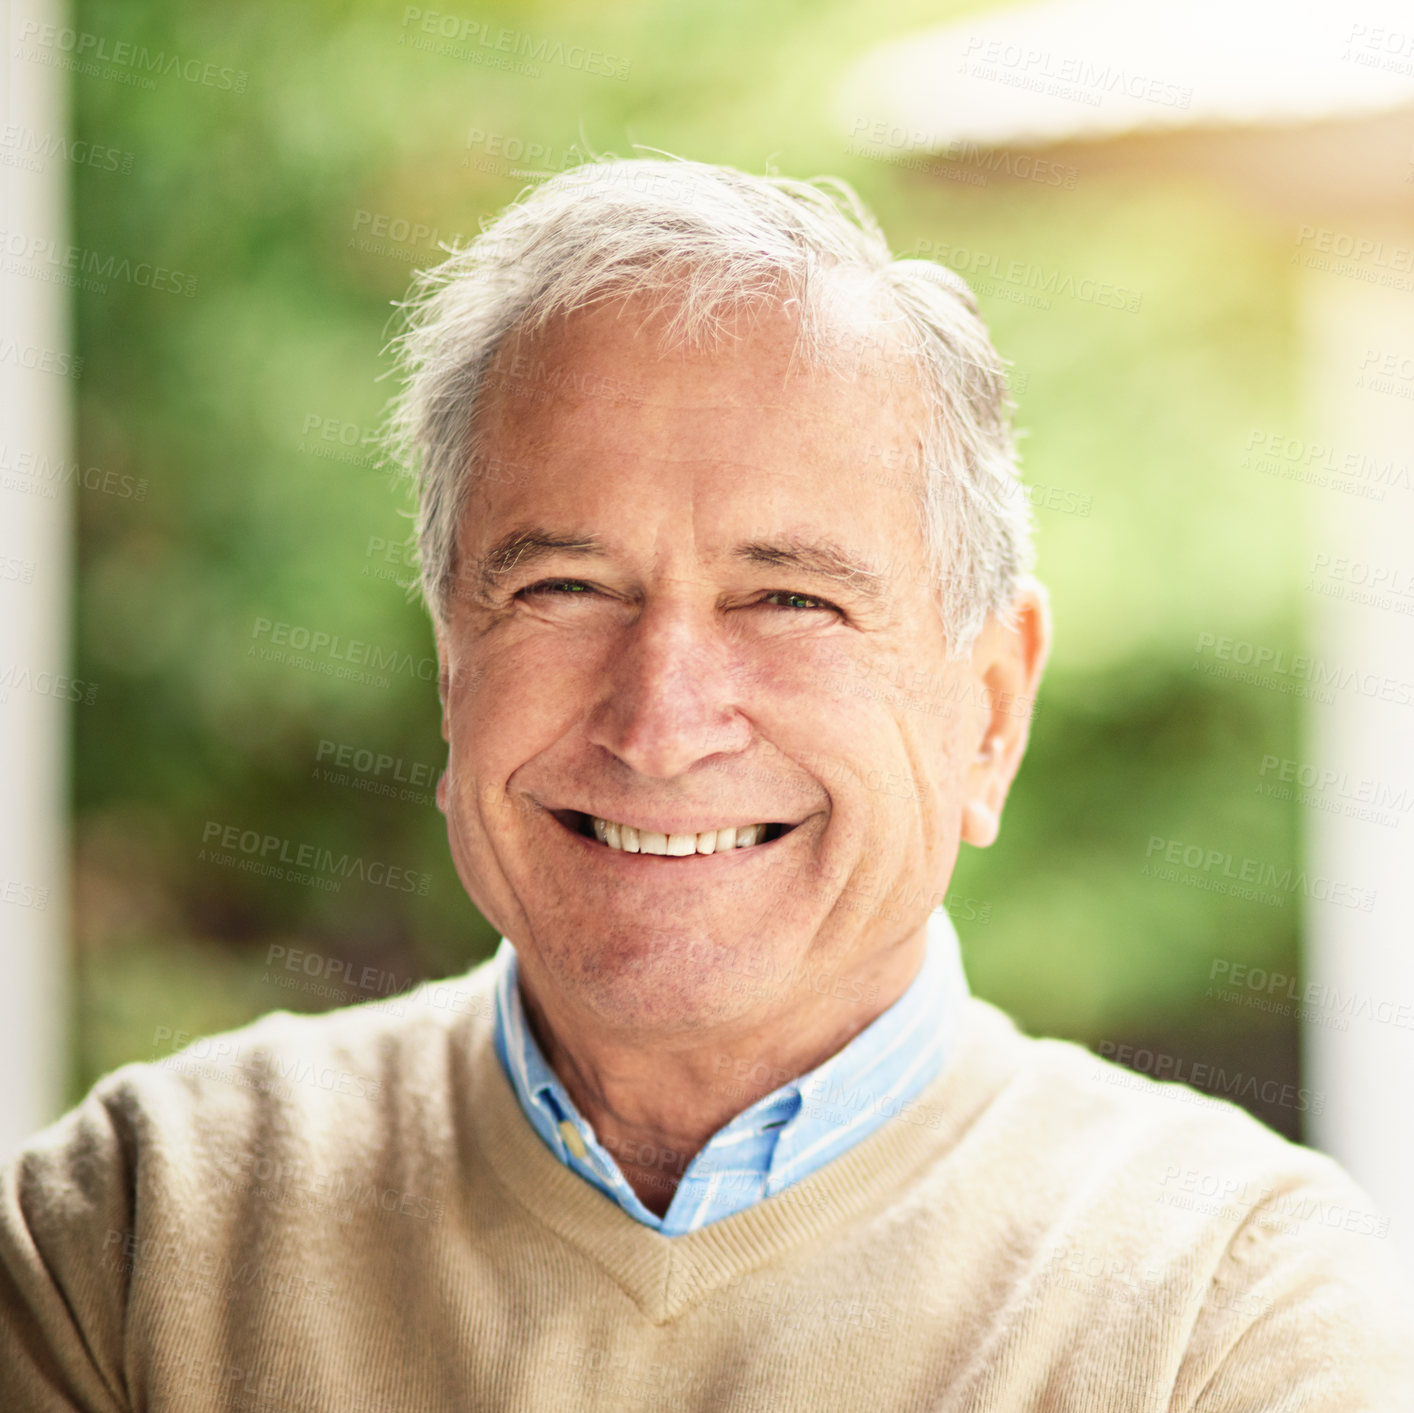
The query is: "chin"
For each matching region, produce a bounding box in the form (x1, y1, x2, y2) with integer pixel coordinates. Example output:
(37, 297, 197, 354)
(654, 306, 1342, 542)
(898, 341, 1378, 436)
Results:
(531, 913, 796, 1031)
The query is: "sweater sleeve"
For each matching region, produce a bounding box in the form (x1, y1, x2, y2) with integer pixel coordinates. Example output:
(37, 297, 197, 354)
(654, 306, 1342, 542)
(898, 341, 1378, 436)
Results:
(0, 1087, 136, 1413)
(1177, 1172, 1414, 1412)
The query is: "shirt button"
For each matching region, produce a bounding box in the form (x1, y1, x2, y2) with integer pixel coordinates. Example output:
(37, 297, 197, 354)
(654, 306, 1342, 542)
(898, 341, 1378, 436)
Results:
(557, 1119, 589, 1159)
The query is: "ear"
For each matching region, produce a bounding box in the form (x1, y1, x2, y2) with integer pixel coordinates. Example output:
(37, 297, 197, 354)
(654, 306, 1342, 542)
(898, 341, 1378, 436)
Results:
(434, 624, 451, 744)
(959, 578, 1051, 849)
(433, 623, 452, 815)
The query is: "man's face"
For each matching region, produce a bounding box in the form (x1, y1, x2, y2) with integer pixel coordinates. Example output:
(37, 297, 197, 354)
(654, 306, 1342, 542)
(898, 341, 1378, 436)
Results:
(435, 296, 1032, 1037)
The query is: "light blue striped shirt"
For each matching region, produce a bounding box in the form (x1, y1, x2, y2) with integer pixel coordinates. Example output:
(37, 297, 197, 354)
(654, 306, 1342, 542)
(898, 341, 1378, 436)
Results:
(491, 908, 970, 1236)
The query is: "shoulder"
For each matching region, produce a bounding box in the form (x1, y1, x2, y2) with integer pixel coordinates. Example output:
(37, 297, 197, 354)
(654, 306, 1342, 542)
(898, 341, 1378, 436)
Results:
(943, 997, 1408, 1300)
(5, 955, 501, 1232)
(951, 998, 1414, 1396)
(961, 996, 1355, 1206)
(0, 962, 499, 1409)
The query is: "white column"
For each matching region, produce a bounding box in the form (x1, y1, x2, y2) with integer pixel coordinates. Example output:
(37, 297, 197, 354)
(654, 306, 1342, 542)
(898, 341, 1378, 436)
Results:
(0, 0, 72, 1157)
(1299, 238, 1414, 1275)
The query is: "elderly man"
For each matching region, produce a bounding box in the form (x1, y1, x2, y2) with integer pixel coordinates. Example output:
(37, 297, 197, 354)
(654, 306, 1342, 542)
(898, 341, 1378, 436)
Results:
(3, 157, 1411, 1411)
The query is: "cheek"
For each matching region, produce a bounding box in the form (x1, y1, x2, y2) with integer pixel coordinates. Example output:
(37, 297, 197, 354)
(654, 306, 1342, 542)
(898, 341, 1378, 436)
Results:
(747, 645, 910, 773)
(744, 637, 883, 730)
(457, 638, 596, 759)
(883, 705, 967, 842)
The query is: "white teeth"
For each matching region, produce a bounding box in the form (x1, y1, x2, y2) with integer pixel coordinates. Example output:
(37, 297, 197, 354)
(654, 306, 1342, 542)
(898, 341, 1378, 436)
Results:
(585, 816, 776, 855)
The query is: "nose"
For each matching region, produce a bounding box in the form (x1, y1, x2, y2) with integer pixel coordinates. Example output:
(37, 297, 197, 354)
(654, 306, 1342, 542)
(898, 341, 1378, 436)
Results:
(586, 599, 752, 779)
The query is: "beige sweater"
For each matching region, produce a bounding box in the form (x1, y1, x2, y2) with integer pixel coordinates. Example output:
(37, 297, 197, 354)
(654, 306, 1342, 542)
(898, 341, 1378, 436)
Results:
(2, 955, 1411, 1412)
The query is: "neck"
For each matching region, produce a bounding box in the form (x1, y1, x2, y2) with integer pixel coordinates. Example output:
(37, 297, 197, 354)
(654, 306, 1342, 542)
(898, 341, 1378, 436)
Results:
(514, 928, 929, 1216)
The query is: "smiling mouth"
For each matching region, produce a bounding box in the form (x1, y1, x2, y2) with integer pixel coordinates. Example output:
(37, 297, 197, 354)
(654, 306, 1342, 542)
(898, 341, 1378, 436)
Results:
(551, 810, 795, 856)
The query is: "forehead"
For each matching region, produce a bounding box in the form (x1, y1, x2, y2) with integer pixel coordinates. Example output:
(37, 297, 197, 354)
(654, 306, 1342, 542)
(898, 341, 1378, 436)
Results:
(466, 294, 930, 557)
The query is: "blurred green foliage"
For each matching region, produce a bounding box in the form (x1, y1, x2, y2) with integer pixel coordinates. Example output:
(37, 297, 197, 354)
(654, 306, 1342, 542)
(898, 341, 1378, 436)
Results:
(73, 0, 1309, 1135)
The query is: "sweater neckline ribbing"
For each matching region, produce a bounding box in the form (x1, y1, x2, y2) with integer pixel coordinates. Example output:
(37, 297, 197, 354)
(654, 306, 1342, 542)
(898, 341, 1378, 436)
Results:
(451, 963, 1027, 1324)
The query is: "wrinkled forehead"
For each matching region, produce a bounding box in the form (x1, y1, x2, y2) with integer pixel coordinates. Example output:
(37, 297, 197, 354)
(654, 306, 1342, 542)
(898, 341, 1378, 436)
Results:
(443, 292, 936, 619)
(473, 283, 930, 473)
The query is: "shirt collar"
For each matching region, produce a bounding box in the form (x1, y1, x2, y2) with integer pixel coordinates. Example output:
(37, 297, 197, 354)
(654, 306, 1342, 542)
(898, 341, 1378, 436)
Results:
(492, 908, 970, 1231)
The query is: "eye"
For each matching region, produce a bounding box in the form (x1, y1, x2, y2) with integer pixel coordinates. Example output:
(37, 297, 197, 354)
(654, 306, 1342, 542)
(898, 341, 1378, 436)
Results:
(759, 590, 839, 613)
(516, 579, 597, 599)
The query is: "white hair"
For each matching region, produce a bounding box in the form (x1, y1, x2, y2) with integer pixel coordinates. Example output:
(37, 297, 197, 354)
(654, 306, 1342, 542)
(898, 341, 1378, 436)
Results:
(385, 153, 1034, 654)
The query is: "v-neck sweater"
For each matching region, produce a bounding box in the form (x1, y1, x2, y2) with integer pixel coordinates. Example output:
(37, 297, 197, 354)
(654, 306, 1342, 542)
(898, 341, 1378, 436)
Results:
(2, 952, 1412, 1411)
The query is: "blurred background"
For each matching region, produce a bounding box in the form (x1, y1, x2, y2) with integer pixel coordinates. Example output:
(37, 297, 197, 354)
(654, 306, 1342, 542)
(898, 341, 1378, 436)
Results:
(4, 0, 1412, 1266)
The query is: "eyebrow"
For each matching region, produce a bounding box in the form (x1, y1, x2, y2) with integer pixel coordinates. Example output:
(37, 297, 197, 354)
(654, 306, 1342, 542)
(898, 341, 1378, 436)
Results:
(470, 528, 608, 598)
(732, 537, 886, 603)
(469, 526, 887, 604)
